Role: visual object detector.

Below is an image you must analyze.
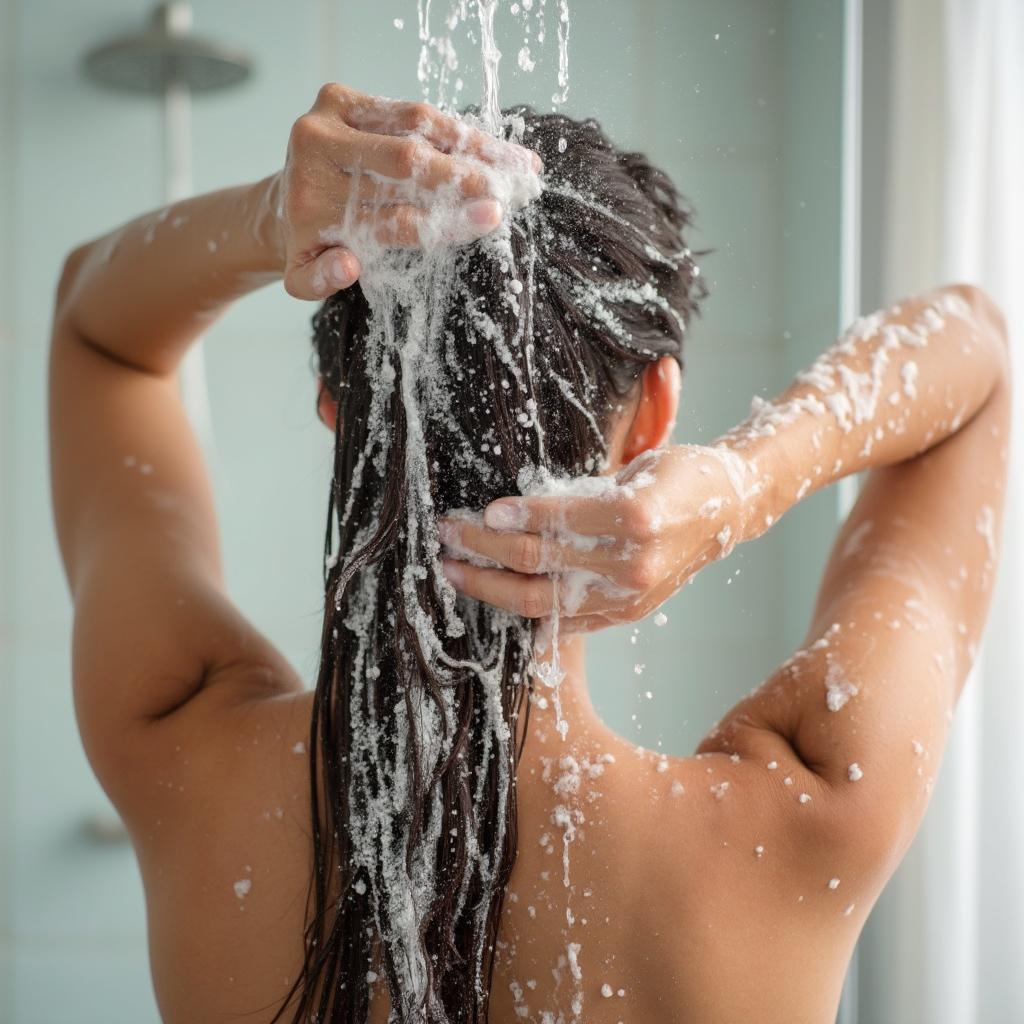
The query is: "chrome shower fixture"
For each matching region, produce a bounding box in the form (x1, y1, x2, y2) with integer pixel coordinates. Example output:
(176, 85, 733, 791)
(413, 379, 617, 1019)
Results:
(82, 1, 252, 96)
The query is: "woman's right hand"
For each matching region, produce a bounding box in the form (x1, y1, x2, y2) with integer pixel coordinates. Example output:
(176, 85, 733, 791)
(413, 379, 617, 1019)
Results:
(276, 83, 540, 300)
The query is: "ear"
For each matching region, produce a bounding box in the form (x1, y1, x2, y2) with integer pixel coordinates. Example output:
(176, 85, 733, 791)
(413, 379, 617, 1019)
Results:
(317, 384, 339, 431)
(621, 356, 681, 463)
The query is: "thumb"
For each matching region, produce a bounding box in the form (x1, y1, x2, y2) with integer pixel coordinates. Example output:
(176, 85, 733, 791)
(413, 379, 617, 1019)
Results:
(284, 246, 361, 300)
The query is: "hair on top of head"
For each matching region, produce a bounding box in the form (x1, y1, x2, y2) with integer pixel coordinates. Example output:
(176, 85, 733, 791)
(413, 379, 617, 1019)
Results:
(285, 108, 707, 1024)
(315, 107, 704, 415)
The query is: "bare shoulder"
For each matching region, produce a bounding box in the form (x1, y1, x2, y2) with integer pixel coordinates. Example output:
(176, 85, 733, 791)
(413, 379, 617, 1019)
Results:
(689, 609, 946, 889)
(629, 744, 882, 901)
(131, 687, 317, 1023)
(122, 680, 316, 851)
(76, 572, 310, 819)
(570, 743, 864, 1022)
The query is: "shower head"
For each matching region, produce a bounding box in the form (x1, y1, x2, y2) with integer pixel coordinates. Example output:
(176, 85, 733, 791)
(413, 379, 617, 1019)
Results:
(82, 1, 252, 96)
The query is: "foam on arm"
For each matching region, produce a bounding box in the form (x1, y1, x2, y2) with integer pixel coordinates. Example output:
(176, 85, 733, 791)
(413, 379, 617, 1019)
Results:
(699, 284, 1009, 867)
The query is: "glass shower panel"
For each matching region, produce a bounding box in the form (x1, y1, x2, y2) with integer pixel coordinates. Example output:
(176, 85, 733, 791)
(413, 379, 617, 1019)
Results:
(0, 1, 851, 1019)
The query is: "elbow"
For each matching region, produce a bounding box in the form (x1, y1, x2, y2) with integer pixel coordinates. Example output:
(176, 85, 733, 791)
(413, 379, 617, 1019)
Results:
(947, 282, 1009, 348)
(946, 282, 1012, 397)
(55, 242, 94, 320)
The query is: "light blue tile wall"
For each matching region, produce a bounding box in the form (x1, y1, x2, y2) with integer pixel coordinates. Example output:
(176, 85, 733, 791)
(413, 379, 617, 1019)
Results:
(1, 3, 331, 1019)
(777, 0, 847, 646)
(0, 0, 19, 1013)
(0, 0, 846, 1018)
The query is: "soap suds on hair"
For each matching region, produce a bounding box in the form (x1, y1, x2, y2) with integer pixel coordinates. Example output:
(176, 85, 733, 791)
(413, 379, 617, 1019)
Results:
(318, 4, 710, 1017)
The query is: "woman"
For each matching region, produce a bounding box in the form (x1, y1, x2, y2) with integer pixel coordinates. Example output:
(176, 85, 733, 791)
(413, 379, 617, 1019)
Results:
(50, 84, 1008, 1023)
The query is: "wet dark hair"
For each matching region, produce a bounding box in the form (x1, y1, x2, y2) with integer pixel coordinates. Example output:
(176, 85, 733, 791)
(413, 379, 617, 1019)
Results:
(281, 109, 706, 1024)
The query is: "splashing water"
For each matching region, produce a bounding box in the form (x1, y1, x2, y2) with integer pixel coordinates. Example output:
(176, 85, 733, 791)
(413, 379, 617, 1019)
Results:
(552, 0, 570, 105)
(408, 0, 588, 753)
(322, 3, 687, 1018)
(323, 127, 542, 1010)
(478, 0, 503, 132)
(417, 0, 572, 115)
(321, 3, 574, 1013)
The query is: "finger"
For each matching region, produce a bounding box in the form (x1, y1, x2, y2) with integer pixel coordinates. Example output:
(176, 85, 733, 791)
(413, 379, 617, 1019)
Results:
(345, 99, 466, 149)
(341, 96, 543, 173)
(357, 201, 501, 247)
(366, 204, 425, 247)
(482, 493, 629, 537)
(443, 559, 554, 619)
(556, 614, 619, 635)
(415, 114, 542, 174)
(440, 517, 620, 575)
(346, 174, 416, 205)
(442, 560, 631, 618)
(284, 245, 360, 300)
(347, 132, 493, 198)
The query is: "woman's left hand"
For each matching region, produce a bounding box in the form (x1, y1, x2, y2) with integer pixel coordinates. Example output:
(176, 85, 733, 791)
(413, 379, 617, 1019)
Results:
(439, 444, 768, 633)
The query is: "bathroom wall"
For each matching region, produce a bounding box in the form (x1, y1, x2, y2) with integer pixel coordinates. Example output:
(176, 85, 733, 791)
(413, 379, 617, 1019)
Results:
(0, 1, 848, 1019)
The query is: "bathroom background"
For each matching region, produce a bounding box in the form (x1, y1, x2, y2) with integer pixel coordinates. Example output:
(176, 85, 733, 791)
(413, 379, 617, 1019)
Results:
(1, 1, 1020, 1021)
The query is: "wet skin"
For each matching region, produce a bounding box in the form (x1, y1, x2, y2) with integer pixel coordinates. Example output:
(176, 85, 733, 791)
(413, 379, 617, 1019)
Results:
(49, 83, 1009, 1022)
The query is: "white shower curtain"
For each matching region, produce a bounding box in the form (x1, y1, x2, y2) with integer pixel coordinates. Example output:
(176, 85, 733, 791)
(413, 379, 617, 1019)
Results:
(856, 0, 1024, 1021)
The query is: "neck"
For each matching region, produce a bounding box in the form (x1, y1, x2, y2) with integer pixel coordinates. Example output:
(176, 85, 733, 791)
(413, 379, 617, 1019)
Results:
(519, 635, 607, 753)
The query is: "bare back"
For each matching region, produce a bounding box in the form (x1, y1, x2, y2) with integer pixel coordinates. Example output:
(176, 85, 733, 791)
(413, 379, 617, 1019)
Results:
(137, 680, 871, 1023)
